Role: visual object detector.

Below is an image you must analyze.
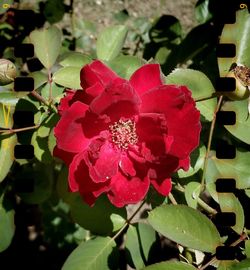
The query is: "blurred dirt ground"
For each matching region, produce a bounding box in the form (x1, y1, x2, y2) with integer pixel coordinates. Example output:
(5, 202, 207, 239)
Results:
(73, 0, 197, 32)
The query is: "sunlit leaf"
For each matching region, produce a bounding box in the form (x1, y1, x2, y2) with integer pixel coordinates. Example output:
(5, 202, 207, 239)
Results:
(96, 25, 128, 61)
(141, 261, 197, 270)
(53, 66, 81, 89)
(218, 9, 250, 77)
(222, 99, 250, 144)
(62, 237, 116, 270)
(30, 71, 48, 90)
(108, 55, 144, 79)
(59, 52, 91, 67)
(184, 182, 201, 209)
(218, 193, 245, 234)
(30, 26, 62, 69)
(0, 134, 17, 182)
(148, 204, 221, 253)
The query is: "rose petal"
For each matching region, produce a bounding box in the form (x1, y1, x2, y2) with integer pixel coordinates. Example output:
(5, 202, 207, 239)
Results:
(107, 172, 150, 207)
(58, 89, 94, 115)
(119, 154, 136, 177)
(80, 60, 120, 90)
(54, 101, 90, 153)
(151, 178, 172, 196)
(136, 113, 172, 158)
(141, 85, 201, 159)
(90, 80, 141, 121)
(130, 64, 163, 96)
(69, 151, 110, 204)
(53, 146, 75, 166)
(86, 140, 120, 183)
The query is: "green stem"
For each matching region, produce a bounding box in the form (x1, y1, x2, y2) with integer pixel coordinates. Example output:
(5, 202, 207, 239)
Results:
(200, 95, 223, 194)
(30, 90, 57, 113)
(48, 70, 53, 102)
(174, 185, 217, 215)
(0, 124, 39, 134)
(199, 233, 248, 270)
(112, 199, 147, 241)
(169, 192, 178, 205)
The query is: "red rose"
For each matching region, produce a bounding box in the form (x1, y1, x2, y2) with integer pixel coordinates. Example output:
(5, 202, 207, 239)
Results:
(54, 60, 201, 207)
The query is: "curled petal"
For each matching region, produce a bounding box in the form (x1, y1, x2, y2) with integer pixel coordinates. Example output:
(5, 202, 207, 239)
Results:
(151, 178, 172, 196)
(107, 172, 150, 207)
(141, 85, 201, 159)
(130, 64, 163, 96)
(136, 113, 172, 158)
(54, 101, 90, 153)
(86, 140, 120, 183)
(90, 80, 141, 121)
(69, 151, 110, 205)
(80, 60, 120, 90)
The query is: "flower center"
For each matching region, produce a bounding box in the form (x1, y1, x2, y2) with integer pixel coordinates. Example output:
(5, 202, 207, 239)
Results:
(109, 119, 138, 150)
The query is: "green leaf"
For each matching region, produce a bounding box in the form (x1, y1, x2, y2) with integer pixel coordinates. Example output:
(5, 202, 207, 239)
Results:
(218, 193, 245, 234)
(184, 182, 201, 209)
(138, 223, 156, 262)
(178, 145, 206, 178)
(40, 82, 64, 100)
(245, 240, 250, 258)
(147, 204, 221, 253)
(56, 166, 76, 204)
(30, 26, 62, 69)
(53, 67, 81, 89)
(30, 71, 48, 90)
(141, 261, 197, 270)
(195, 0, 212, 24)
(16, 163, 53, 204)
(108, 55, 144, 79)
(218, 261, 235, 270)
(37, 114, 56, 138)
(222, 99, 250, 144)
(0, 203, 15, 252)
(0, 134, 17, 182)
(165, 68, 216, 121)
(96, 25, 128, 61)
(69, 194, 127, 235)
(231, 259, 250, 270)
(48, 128, 56, 155)
(43, 0, 65, 24)
(218, 9, 250, 76)
(62, 237, 116, 270)
(126, 225, 145, 269)
(0, 91, 29, 106)
(126, 223, 156, 269)
(59, 52, 91, 67)
(207, 149, 250, 190)
(31, 131, 53, 163)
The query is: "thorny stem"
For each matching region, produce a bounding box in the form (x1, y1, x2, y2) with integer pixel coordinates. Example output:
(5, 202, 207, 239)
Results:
(168, 192, 178, 205)
(48, 70, 53, 102)
(0, 124, 39, 134)
(199, 95, 224, 194)
(174, 185, 217, 215)
(111, 199, 147, 241)
(199, 233, 248, 270)
(30, 90, 57, 113)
